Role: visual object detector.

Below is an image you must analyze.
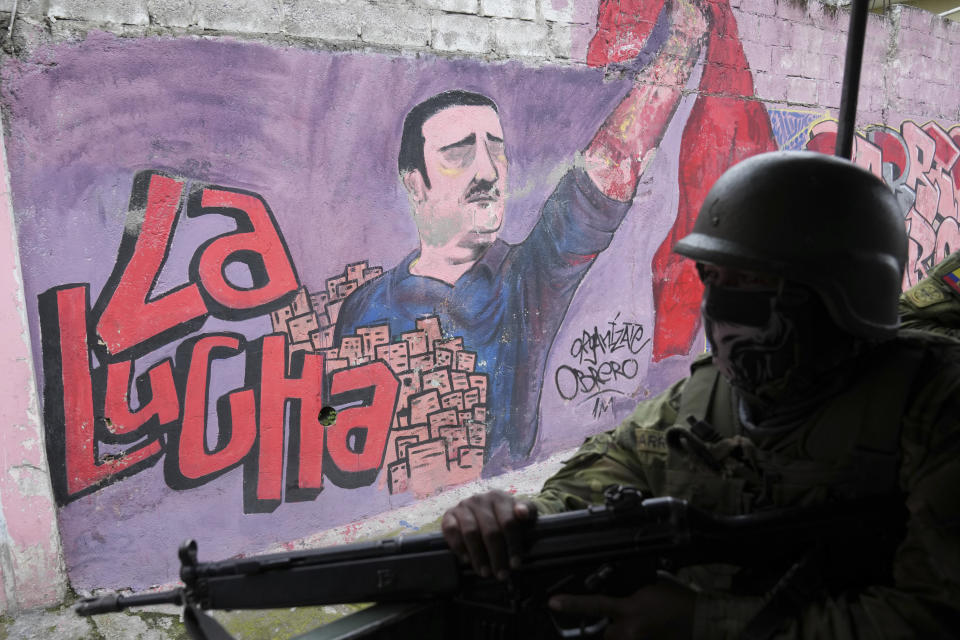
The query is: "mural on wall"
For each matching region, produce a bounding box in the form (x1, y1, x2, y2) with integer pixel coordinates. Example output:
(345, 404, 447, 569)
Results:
(804, 119, 960, 285)
(7, 0, 955, 593)
(769, 111, 960, 280)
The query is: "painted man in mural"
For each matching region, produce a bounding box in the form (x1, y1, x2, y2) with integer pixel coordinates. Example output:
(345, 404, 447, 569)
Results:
(336, 0, 711, 472)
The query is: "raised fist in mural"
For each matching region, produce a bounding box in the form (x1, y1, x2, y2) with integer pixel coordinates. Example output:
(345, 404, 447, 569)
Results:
(583, 0, 711, 201)
(663, 0, 711, 66)
(441, 490, 538, 580)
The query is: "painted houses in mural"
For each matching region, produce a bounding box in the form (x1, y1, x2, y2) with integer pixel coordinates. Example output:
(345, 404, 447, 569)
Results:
(0, 0, 956, 592)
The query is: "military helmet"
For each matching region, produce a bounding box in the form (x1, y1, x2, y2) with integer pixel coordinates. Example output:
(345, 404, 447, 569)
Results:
(674, 151, 907, 338)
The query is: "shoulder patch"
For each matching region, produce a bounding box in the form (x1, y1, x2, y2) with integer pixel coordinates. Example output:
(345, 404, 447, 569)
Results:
(942, 265, 960, 297)
(906, 280, 948, 308)
(634, 427, 669, 455)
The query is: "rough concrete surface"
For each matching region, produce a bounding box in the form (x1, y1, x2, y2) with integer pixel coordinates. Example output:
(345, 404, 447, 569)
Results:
(0, 600, 368, 639)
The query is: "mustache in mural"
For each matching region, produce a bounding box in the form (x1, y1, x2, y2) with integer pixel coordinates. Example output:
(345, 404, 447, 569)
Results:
(463, 178, 500, 204)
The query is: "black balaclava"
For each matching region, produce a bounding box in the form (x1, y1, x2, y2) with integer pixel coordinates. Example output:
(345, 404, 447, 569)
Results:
(701, 279, 866, 426)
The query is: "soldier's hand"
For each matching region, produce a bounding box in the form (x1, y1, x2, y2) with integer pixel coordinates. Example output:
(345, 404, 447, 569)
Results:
(548, 578, 695, 640)
(441, 490, 537, 581)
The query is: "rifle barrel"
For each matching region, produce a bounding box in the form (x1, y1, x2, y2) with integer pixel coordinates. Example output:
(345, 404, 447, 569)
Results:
(75, 588, 184, 615)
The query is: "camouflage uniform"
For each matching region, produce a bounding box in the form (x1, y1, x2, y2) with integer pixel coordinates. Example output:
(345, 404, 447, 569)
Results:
(899, 251, 960, 339)
(531, 332, 960, 639)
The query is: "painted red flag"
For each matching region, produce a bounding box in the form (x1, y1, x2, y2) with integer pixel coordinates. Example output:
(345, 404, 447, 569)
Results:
(588, 0, 777, 360)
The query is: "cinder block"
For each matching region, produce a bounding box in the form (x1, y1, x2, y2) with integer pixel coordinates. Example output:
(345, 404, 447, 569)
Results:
(491, 17, 550, 57)
(817, 79, 842, 109)
(794, 23, 823, 56)
(741, 40, 772, 73)
(732, 11, 759, 43)
(805, 0, 825, 29)
(950, 23, 960, 46)
(569, 23, 596, 63)
(416, 0, 478, 14)
(753, 70, 787, 102)
(786, 75, 818, 105)
(481, 0, 534, 20)
(795, 52, 822, 81)
(900, 4, 934, 33)
(283, 0, 361, 40)
(542, 0, 575, 23)
(775, 47, 806, 76)
(145, 0, 195, 27)
(361, 4, 431, 47)
(757, 16, 787, 47)
(930, 38, 947, 65)
(820, 31, 846, 58)
(860, 64, 884, 92)
(195, 0, 281, 32)
(547, 21, 573, 59)
(862, 30, 888, 61)
(864, 88, 887, 113)
(432, 12, 491, 53)
(0, 0, 46, 18)
(774, 0, 806, 22)
(48, 0, 150, 25)
(743, 0, 776, 17)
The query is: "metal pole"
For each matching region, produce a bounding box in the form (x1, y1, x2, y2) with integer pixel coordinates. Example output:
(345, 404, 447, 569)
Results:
(835, 0, 871, 159)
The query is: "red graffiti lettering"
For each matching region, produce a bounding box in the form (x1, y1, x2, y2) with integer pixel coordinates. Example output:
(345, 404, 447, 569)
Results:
(806, 120, 960, 288)
(249, 335, 325, 506)
(41, 285, 164, 499)
(191, 188, 300, 314)
(95, 172, 300, 357)
(41, 173, 406, 512)
(96, 173, 207, 356)
(178, 335, 256, 481)
(326, 362, 399, 487)
(103, 359, 179, 435)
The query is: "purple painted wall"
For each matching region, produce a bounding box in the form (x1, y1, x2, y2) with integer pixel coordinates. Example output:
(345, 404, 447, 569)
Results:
(0, 0, 956, 598)
(4, 33, 697, 590)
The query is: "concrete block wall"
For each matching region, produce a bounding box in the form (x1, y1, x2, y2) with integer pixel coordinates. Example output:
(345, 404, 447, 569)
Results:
(0, 0, 597, 61)
(1, 0, 955, 118)
(0, 0, 956, 615)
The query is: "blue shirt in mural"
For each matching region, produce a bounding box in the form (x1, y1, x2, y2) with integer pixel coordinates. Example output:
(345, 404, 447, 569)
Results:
(335, 168, 631, 472)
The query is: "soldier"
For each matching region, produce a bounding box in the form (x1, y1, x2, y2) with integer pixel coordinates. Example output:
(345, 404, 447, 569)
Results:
(442, 151, 960, 639)
(899, 250, 960, 339)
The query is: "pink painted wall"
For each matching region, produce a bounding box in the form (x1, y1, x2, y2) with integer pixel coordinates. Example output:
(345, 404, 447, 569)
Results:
(0, 126, 65, 610)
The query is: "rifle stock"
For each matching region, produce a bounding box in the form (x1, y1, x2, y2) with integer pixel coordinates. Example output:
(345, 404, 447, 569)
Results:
(75, 488, 904, 640)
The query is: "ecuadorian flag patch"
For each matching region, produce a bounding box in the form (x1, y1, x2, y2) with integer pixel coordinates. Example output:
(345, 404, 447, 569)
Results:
(943, 266, 960, 296)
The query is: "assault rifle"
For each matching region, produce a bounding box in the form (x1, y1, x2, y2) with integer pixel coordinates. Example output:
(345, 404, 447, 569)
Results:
(75, 487, 904, 640)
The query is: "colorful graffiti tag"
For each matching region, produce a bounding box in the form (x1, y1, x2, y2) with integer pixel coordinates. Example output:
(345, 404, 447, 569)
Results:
(805, 119, 960, 286)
